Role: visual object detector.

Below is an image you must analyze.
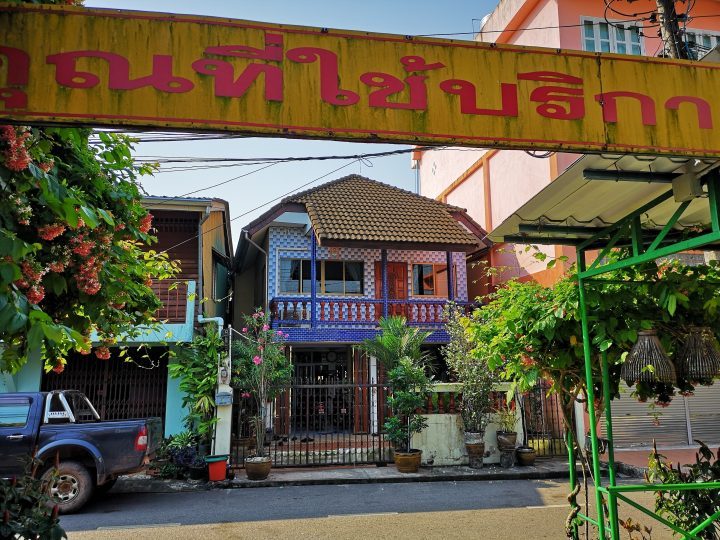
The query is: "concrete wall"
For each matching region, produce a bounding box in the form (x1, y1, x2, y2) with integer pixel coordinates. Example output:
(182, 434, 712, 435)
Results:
(412, 385, 525, 467)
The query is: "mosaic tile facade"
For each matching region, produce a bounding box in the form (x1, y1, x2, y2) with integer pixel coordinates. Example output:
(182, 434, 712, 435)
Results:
(267, 226, 469, 344)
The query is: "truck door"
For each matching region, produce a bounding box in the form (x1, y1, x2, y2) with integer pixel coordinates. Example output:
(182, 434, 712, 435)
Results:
(0, 395, 39, 476)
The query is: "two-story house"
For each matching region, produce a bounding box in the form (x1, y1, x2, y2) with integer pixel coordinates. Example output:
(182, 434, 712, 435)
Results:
(233, 175, 490, 465)
(1, 196, 233, 437)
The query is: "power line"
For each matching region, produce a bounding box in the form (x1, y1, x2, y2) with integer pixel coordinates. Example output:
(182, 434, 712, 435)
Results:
(155, 159, 360, 256)
(415, 16, 652, 37)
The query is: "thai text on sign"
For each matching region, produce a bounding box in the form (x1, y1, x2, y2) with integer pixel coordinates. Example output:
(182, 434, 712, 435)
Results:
(1, 3, 719, 157)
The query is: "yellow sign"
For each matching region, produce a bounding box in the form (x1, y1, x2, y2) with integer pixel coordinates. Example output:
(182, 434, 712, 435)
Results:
(1, 4, 719, 157)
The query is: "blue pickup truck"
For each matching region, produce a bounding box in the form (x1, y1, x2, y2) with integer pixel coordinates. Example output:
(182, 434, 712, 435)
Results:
(0, 390, 161, 513)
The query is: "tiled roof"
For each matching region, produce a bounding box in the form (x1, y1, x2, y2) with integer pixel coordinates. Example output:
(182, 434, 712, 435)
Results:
(284, 175, 482, 249)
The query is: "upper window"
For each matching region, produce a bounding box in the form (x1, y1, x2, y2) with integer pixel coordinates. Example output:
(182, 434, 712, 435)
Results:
(0, 397, 30, 427)
(683, 30, 720, 59)
(582, 18, 642, 55)
(412, 263, 456, 297)
(279, 258, 314, 294)
(322, 261, 364, 295)
(279, 259, 364, 295)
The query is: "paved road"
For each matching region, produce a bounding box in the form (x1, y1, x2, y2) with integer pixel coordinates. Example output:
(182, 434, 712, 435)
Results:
(62, 479, 674, 539)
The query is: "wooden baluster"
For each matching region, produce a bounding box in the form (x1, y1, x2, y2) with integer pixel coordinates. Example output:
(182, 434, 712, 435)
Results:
(319, 301, 326, 321)
(438, 392, 445, 414)
(426, 394, 434, 414)
(449, 392, 457, 414)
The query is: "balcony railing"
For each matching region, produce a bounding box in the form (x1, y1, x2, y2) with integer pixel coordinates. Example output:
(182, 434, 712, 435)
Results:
(152, 280, 192, 323)
(270, 296, 470, 327)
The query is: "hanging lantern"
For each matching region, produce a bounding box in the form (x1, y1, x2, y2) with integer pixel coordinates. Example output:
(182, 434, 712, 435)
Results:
(621, 329, 676, 385)
(675, 326, 720, 384)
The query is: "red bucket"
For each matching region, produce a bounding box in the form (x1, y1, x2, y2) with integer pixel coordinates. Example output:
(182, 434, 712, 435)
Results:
(204, 455, 229, 481)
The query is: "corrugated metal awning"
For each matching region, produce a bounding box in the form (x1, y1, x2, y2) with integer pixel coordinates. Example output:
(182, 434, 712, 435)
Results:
(490, 153, 720, 246)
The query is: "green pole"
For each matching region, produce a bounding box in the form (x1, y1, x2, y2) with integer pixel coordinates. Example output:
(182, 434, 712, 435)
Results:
(601, 351, 620, 539)
(576, 249, 608, 539)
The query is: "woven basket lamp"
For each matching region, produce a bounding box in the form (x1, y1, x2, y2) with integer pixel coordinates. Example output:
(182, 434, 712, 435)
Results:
(675, 326, 720, 383)
(621, 329, 677, 385)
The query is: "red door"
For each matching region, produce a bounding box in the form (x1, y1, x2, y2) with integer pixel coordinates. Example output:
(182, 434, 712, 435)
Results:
(374, 262, 407, 318)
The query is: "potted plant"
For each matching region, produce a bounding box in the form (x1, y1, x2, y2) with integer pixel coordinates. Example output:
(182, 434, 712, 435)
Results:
(384, 357, 432, 472)
(232, 308, 293, 481)
(495, 405, 519, 451)
(443, 304, 498, 468)
(361, 317, 432, 473)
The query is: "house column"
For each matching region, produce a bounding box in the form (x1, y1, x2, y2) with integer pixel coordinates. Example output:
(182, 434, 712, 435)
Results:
(310, 229, 317, 328)
(381, 248, 388, 318)
(446, 251, 454, 301)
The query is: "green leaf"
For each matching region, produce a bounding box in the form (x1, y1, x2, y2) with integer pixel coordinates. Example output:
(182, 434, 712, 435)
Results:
(0, 262, 19, 285)
(79, 206, 100, 228)
(27, 320, 44, 349)
(42, 322, 65, 343)
(44, 273, 67, 296)
(97, 208, 115, 226)
(667, 294, 677, 316)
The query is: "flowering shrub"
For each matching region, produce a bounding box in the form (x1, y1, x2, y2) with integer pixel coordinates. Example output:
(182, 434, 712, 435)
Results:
(231, 309, 293, 458)
(0, 124, 177, 374)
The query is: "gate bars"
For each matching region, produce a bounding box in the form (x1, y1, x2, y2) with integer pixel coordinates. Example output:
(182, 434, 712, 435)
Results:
(571, 173, 720, 539)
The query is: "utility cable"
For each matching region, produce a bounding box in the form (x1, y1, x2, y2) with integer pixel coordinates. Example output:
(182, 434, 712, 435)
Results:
(155, 159, 359, 256)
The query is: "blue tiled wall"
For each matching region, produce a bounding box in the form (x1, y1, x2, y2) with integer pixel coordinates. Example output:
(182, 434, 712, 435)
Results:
(268, 226, 468, 302)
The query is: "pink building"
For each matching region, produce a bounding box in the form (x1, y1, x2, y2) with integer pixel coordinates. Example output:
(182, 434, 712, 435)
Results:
(417, 0, 720, 292)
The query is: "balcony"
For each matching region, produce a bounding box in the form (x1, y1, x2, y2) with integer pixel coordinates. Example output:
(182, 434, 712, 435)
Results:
(270, 296, 470, 328)
(103, 279, 197, 344)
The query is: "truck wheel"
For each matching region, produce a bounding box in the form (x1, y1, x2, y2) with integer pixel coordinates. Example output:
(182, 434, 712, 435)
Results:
(42, 461, 93, 514)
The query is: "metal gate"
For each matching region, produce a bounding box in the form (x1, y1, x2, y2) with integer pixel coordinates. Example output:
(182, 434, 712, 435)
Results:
(522, 383, 567, 457)
(231, 377, 391, 467)
(41, 347, 168, 423)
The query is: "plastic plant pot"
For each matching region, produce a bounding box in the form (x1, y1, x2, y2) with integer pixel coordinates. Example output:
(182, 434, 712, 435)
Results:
(204, 455, 229, 481)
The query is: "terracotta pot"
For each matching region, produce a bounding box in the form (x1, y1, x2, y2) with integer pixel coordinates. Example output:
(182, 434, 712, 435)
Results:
(245, 456, 272, 480)
(496, 431, 517, 451)
(463, 431, 485, 468)
(516, 447, 537, 467)
(395, 450, 422, 473)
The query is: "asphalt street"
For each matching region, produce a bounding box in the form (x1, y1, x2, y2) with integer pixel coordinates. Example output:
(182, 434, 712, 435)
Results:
(61, 479, 676, 539)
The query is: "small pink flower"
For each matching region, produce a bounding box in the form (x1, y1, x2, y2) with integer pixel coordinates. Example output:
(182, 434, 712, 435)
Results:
(258, 311, 264, 318)
(258, 346, 264, 352)
(262, 324, 269, 331)
(242, 327, 248, 333)
(241, 392, 251, 398)
(252, 313, 259, 319)
(253, 356, 262, 365)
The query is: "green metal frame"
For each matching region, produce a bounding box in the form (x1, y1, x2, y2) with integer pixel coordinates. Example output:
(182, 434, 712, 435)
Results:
(571, 172, 720, 539)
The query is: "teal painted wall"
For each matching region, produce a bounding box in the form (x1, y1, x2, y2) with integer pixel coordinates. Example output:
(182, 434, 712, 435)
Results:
(164, 351, 188, 437)
(12, 350, 42, 392)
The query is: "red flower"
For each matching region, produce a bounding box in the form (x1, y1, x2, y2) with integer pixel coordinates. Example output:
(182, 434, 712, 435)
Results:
(38, 160, 54, 173)
(94, 346, 111, 360)
(48, 260, 66, 273)
(138, 214, 153, 234)
(26, 285, 45, 305)
(52, 363, 65, 374)
(38, 223, 66, 241)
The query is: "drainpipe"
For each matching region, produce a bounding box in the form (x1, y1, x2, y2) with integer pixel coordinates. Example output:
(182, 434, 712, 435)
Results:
(197, 315, 231, 456)
(243, 230, 269, 312)
(197, 207, 211, 312)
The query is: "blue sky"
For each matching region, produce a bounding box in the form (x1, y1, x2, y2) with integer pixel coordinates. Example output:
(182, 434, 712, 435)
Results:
(84, 1, 500, 247)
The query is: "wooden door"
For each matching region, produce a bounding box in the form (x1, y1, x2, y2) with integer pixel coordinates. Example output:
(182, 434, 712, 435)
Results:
(374, 262, 407, 318)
